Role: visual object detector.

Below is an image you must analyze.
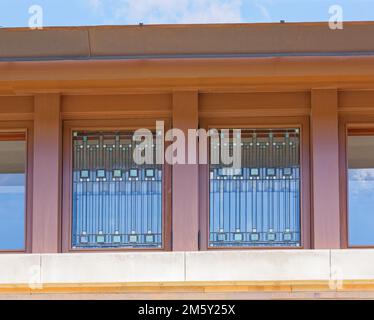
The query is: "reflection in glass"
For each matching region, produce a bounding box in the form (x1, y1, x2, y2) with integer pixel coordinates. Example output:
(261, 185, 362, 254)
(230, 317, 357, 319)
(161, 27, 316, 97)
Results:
(0, 135, 26, 251)
(348, 133, 374, 246)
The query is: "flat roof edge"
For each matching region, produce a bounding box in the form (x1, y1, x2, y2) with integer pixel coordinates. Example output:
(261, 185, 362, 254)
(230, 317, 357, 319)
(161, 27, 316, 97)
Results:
(2, 22, 374, 60)
(2, 20, 374, 31)
(1, 51, 374, 62)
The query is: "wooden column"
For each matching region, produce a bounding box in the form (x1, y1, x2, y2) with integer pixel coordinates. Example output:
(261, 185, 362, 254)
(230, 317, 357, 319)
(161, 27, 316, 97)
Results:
(32, 94, 61, 253)
(311, 89, 340, 249)
(172, 90, 199, 251)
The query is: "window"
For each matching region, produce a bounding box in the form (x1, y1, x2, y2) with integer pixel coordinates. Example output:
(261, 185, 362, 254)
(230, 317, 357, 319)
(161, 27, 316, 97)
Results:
(0, 133, 27, 251)
(347, 129, 374, 246)
(71, 130, 164, 249)
(209, 128, 301, 247)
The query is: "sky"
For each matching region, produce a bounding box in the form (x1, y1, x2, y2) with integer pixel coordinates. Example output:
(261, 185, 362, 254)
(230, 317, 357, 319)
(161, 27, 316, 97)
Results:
(1, 0, 374, 27)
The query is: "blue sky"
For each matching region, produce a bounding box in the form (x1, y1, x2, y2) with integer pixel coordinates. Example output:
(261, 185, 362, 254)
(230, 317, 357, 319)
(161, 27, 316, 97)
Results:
(1, 0, 374, 27)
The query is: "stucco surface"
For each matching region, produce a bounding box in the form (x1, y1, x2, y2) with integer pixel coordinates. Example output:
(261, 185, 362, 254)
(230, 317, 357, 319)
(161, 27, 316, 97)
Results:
(0, 250, 372, 285)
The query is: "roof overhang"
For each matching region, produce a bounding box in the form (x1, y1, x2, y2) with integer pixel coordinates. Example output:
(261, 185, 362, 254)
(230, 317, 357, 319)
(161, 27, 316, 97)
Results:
(1, 55, 374, 94)
(2, 22, 374, 93)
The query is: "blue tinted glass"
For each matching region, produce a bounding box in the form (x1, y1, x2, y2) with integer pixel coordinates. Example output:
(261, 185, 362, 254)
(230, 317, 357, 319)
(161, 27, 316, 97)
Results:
(72, 132, 162, 249)
(348, 169, 374, 245)
(0, 140, 26, 251)
(348, 135, 374, 246)
(209, 128, 301, 248)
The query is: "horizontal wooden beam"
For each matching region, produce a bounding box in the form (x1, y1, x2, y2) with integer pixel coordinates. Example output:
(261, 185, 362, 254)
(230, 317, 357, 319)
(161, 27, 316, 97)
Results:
(2, 56, 374, 93)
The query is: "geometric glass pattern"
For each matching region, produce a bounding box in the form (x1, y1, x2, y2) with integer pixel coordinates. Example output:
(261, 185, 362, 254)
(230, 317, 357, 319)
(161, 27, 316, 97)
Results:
(72, 131, 162, 249)
(209, 128, 301, 247)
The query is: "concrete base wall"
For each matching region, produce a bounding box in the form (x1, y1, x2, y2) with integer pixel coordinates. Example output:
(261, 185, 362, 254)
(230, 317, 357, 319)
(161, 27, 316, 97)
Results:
(1, 250, 374, 299)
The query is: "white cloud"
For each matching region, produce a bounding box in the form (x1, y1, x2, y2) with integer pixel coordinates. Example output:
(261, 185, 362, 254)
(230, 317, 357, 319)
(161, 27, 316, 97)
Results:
(254, 0, 272, 21)
(87, 0, 103, 11)
(349, 169, 374, 195)
(87, 0, 243, 24)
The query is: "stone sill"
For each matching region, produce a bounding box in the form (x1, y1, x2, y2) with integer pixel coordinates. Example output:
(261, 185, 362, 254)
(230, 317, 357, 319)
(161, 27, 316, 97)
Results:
(0, 249, 372, 287)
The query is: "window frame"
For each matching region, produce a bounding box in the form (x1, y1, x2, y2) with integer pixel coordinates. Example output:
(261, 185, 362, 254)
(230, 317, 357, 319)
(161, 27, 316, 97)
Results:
(339, 115, 374, 248)
(199, 116, 311, 250)
(62, 119, 172, 252)
(0, 121, 33, 253)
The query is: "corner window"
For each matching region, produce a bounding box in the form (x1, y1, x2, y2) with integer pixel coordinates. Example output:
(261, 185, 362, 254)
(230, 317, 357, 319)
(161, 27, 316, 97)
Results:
(71, 130, 163, 249)
(347, 129, 374, 246)
(0, 133, 27, 251)
(209, 128, 301, 248)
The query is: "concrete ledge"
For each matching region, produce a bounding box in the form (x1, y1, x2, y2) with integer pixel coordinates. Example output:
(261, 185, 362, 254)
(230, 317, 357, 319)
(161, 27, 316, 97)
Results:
(41, 252, 185, 284)
(331, 249, 374, 280)
(0, 250, 373, 287)
(0, 254, 40, 285)
(185, 250, 330, 282)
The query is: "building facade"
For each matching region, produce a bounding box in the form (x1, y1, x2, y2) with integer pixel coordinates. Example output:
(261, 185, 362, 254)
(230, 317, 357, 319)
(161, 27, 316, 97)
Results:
(1, 22, 374, 299)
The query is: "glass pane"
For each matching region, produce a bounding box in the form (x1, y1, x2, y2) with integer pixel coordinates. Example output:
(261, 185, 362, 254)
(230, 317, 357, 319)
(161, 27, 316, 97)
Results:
(209, 128, 301, 247)
(348, 133, 374, 246)
(0, 137, 26, 251)
(72, 131, 163, 249)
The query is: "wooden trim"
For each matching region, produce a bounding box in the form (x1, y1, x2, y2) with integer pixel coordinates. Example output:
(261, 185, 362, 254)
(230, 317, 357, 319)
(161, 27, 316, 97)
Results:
(172, 91, 199, 251)
(310, 89, 341, 249)
(61, 119, 172, 253)
(0, 132, 26, 141)
(0, 121, 33, 253)
(4, 279, 374, 295)
(346, 127, 374, 136)
(32, 94, 61, 253)
(61, 94, 172, 120)
(5, 56, 374, 94)
(199, 116, 311, 250)
(0, 96, 34, 120)
(339, 119, 348, 248)
(199, 92, 311, 118)
(339, 90, 374, 113)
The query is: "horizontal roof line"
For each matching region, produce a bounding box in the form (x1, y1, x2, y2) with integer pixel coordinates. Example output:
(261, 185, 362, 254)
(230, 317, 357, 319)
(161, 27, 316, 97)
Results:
(3, 21, 374, 31)
(1, 51, 374, 62)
